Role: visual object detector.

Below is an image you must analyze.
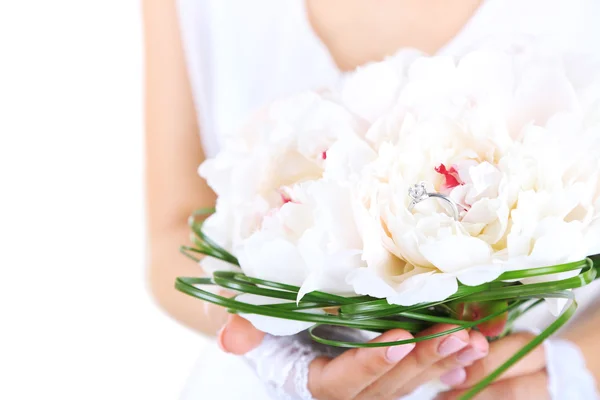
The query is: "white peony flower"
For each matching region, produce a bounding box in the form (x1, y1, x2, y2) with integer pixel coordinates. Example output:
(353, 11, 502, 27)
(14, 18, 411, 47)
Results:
(237, 180, 365, 297)
(343, 47, 600, 308)
(235, 180, 368, 334)
(199, 91, 368, 268)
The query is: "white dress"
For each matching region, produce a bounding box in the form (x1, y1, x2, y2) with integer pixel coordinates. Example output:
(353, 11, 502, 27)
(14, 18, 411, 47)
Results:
(176, 0, 600, 398)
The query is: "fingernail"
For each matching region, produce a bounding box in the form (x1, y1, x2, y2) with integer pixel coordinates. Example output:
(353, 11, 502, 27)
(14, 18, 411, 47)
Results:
(386, 343, 415, 363)
(440, 367, 467, 386)
(437, 336, 468, 357)
(456, 346, 487, 365)
(217, 325, 228, 352)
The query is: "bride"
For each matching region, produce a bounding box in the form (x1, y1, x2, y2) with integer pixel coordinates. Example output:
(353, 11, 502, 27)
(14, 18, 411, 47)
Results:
(143, 0, 600, 398)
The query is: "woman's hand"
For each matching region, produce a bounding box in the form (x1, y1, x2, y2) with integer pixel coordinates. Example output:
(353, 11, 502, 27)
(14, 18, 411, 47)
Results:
(219, 316, 489, 400)
(437, 332, 549, 400)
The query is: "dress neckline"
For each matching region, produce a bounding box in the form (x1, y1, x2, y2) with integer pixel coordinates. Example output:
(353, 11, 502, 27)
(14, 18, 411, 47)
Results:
(295, 0, 494, 76)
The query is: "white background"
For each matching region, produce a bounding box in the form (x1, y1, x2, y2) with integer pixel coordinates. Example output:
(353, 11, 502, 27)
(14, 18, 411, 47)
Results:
(0, 1, 208, 399)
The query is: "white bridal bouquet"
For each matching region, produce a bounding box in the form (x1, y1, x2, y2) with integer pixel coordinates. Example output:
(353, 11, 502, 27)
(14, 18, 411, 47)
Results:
(177, 41, 600, 399)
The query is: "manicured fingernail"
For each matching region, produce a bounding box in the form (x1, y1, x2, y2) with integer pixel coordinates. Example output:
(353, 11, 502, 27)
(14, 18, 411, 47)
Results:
(440, 367, 467, 386)
(456, 346, 487, 365)
(217, 325, 228, 352)
(386, 343, 415, 363)
(437, 336, 468, 357)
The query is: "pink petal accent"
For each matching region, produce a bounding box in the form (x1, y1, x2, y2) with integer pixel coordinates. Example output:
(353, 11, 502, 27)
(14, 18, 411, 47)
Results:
(321, 151, 327, 160)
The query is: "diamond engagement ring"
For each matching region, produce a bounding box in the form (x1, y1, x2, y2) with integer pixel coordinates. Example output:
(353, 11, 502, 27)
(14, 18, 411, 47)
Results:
(408, 182, 462, 221)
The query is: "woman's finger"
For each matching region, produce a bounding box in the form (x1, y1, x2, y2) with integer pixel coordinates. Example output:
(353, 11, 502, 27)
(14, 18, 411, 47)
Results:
(308, 329, 415, 400)
(401, 329, 490, 395)
(437, 370, 549, 400)
(203, 289, 236, 333)
(358, 324, 471, 399)
(454, 331, 545, 389)
(218, 314, 266, 355)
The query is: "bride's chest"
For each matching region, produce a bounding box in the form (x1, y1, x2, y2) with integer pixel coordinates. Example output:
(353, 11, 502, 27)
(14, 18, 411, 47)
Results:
(305, 0, 484, 71)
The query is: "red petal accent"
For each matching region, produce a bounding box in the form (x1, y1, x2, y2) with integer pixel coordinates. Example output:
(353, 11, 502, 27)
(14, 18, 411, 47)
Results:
(321, 151, 327, 160)
(280, 192, 293, 204)
(435, 163, 462, 189)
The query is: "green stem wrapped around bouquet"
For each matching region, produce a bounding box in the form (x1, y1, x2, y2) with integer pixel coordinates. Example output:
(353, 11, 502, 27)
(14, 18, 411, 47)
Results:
(176, 210, 600, 400)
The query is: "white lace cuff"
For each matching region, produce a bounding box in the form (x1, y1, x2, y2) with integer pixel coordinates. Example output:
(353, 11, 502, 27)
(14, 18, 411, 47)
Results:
(243, 333, 325, 400)
(243, 327, 371, 400)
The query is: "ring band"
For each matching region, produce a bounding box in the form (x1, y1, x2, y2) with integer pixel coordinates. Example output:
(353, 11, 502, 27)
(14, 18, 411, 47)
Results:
(408, 182, 462, 221)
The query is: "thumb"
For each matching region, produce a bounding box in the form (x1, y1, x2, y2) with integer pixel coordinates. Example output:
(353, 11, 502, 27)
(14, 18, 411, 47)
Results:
(218, 314, 266, 355)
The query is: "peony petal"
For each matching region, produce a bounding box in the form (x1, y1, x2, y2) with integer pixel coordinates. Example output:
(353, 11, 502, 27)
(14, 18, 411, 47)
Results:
(455, 264, 504, 286)
(324, 136, 377, 183)
(346, 268, 398, 299)
(238, 235, 308, 286)
(340, 62, 403, 124)
(529, 218, 587, 264)
(386, 273, 458, 306)
(419, 235, 492, 273)
(544, 298, 569, 317)
(509, 63, 579, 133)
(297, 272, 322, 303)
(237, 294, 317, 336)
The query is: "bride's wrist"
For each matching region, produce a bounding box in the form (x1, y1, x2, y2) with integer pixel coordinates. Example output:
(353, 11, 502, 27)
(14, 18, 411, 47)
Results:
(543, 336, 600, 399)
(563, 311, 600, 388)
